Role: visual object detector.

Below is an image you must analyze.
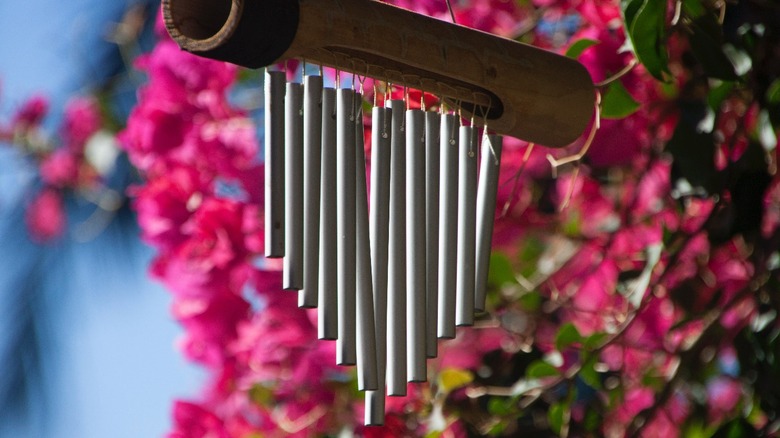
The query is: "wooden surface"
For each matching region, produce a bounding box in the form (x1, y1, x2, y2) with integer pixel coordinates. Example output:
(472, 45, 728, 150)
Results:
(163, 0, 596, 147)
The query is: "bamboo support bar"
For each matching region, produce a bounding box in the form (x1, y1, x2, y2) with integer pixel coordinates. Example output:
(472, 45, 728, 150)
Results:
(163, 0, 595, 146)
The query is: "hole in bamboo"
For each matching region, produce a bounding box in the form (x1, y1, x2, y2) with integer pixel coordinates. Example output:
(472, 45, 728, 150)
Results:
(169, 0, 232, 40)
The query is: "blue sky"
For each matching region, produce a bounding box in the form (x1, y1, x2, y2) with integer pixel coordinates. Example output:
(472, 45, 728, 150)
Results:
(0, 1, 204, 436)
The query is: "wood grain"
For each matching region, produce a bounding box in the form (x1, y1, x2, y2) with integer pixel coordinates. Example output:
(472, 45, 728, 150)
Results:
(163, 0, 595, 147)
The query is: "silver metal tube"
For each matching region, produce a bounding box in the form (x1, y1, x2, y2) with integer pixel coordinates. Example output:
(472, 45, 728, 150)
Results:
(406, 109, 426, 382)
(336, 88, 357, 365)
(456, 126, 478, 326)
(264, 70, 286, 258)
(366, 105, 392, 426)
(355, 97, 378, 391)
(284, 82, 304, 290)
(386, 99, 407, 395)
(475, 134, 503, 312)
(300, 75, 323, 307)
(318, 88, 338, 340)
(424, 112, 440, 358)
(437, 114, 458, 338)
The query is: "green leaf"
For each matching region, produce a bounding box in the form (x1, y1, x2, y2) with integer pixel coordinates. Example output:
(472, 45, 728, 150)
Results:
(526, 360, 561, 379)
(667, 102, 718, 193)
(767, 79, 780, 104)
(628, 0, 670, 81)
(517, 236, 545, 278)
(621, 0, 645, 31)
(548, 402, 566, 435)
(519, 291, 542, 312)
(601, 80, 641, 119)
(438, 368, 474, 393)
(487, 397, 513, 416)
(488, 253, 516, 288)
(688, 16, 739, 81)
(249, 384, 274, 407)
(583, 332, 608, 350)
(425, 432, 443, 438)
(555, 323, 582, 351)
(565, 39, 599, 59)
(579, 358, 602, 389)
(708, 80, 735, 110)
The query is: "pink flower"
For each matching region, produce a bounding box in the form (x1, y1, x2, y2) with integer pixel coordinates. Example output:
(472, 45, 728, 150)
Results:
(137, 40, 237, 96)
(168, 400, 229, 438)
(154, 198, 259, 297)
(12, 95, 49, 129)
(605, 387, 654, 435)
(176, 293, 250, 366)
(25, 188, 66, 243)
(39, 149, 80, 188)
(61, 96, 101, 150)
(762, 176, 780, 237)
(707, 377, 742, 423)
(120, 94, 194, 175)
(131, 167, 206, 251)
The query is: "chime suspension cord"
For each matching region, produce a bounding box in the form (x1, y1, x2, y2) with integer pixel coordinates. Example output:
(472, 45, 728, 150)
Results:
(445, 0, 456, 24)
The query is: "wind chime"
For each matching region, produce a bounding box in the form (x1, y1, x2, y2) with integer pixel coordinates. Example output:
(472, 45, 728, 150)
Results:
(162, 0, 595, 426)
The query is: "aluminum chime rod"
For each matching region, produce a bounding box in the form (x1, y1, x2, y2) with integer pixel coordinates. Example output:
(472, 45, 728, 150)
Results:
(263, 70, 506, 426)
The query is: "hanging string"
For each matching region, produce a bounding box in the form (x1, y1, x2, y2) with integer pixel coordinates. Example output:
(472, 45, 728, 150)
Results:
(481, 99, 498, 165)
(445, 0, 456, 24)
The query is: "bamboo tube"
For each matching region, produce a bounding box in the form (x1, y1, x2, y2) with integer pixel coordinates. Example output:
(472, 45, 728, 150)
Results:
(300, 75, 323, 308)
(437, 114, 459, 338)
(264, 70, 286, 258)
(163, 0, 595, 146)
(318, 87, 338, 340)
(337, 88, 357, 366)
(284, 82, 304, 290)
(406, 109, 426, 382)
(475, 134, 503, 312)
(456, 126, 477, 326)
(386, 99, 407, 396)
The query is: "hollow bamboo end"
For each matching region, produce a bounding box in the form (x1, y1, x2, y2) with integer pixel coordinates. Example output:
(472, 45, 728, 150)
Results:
(162, 0, 238, 51)
(161, 0, 299, 69)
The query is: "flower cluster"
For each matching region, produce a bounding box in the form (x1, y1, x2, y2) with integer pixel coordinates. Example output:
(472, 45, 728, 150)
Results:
(1, 93, 108, 242)
(123, 1, 780, 437)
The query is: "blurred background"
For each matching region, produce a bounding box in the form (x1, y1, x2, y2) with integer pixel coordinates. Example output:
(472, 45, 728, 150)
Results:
(0, 1, 203, 436)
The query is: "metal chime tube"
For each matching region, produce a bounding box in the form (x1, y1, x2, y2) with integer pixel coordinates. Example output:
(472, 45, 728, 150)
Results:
(355, 97, 379, 391)
(456, 125, 478, 326)
(406, 109, 426, 382)
(424, 112, 440, 358)
(284, 82, 304, 290)
(318, 87, 338, 340)
(337, 88, 357, 365)
(366, 105, 392, 425)
(300, 75, 323, 307)
(475, 134, 503, 312)
(264, 70, 286, 258)
(437, 114, 459, 338)
(386, 99, 407, 395)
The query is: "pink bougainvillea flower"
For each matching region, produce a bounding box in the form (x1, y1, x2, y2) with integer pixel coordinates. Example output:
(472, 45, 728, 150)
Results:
(707, 377, 743, 423)
(131, 166, 205, 251)
(25, 188, 66, 243)
(61, 96, 101, 150)
(12, 94, 49, 129)
(39, 149, 80, 188)
(168, 400, 230, 438)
